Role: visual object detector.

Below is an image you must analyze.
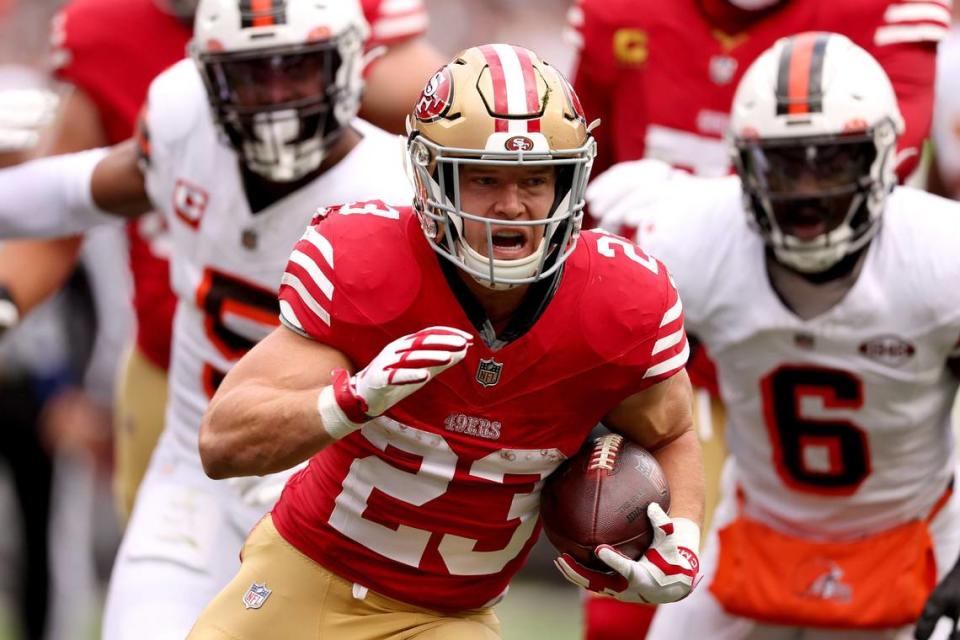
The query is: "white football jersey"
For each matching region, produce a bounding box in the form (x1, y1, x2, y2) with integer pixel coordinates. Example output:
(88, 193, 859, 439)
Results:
(143, 59, 414, 461)
(638, 177, 960, 537)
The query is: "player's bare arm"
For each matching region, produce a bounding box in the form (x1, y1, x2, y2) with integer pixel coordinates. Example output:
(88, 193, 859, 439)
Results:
(605, 368, 703, 528)
(200, 324, 472, 479)
(89, 140, 151, 217)
(199, 325, 353, 480)
(361, 37, 446, 134)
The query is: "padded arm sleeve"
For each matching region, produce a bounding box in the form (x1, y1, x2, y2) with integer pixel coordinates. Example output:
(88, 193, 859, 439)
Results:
(0, 148, 119, 238)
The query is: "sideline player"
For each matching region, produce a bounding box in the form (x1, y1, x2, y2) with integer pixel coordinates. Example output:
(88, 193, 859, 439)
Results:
(568, 0, 947, 181)
(0, 0, 441, 521)
(186, 44, 704, 639)
(601, 33, 960, 639)
(0, 1, 415, 637)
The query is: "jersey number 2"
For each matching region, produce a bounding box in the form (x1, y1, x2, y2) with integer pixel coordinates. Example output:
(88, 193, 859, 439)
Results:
(760, 365, 871, 496)
(328, 419, 561, 576)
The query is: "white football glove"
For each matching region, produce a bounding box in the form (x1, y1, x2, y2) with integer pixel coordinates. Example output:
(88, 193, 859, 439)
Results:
(317, 326, 473, 439)
(227, 461, 308, 508)
(586, 159, 691, 237)
(0, 89, 58, 153)
(554, 502, 701, 604)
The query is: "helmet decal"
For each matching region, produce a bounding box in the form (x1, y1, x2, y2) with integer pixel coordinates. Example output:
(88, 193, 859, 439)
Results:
(477, 44, 543, 133)
(775, 32, 829, 116)
(239, 0, 287, 27)
(415, 67, 455, 123)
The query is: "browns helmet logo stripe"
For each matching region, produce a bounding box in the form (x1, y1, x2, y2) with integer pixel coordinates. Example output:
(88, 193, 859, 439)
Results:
(478, 44, 543, 133)
(240, 0, 287, 28)
(775, 32, 830, 116)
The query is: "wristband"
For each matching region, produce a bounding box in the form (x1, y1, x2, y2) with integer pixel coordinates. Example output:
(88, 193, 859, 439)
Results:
(316, 369, 368, 440)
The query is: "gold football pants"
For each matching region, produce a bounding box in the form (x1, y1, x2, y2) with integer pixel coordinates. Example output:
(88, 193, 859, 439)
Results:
(188, 516, 502, 640)
(113, 345, 169, 522)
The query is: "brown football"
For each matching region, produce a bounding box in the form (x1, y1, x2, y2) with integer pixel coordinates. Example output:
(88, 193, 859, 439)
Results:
(540, 434, 670, 570)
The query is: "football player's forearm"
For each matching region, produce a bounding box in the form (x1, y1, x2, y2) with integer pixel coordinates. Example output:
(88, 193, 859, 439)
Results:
(0, 236, 82, 316)
(0, 148, 124, 237)
(199, 382, 335, 479)
(651, 428, 705, 529)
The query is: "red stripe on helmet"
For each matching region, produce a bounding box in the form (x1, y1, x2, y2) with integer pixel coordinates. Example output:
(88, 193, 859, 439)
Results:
(479, 45, 509, 133)
(516, 46, 541, 133)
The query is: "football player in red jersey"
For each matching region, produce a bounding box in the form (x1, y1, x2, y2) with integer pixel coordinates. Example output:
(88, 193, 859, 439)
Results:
(0, 0, 442, 521)
(569, 0, 946, 182)
(187, 44, 705, 640)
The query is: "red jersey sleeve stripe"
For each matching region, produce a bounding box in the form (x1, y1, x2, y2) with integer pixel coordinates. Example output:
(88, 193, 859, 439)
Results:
(279, 299, 305, 332)
(280, 272, 331, 327)
(659, 293, 683, 328)
(643, 337, 690, 380)
(652, 327, 685, 356)
(875, 23, 949, 46)
(378, 0, 426, 17)
(303, 226, 334, 268)
(289, 249, 333, 301)
(883, 2, 952, 26)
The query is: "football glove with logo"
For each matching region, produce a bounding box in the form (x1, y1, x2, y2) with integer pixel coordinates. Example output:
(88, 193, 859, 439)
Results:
(317, 326, 473, 439)
(554, 502, 701, 604)
(915, 553, 960, 639)
(585, 159, 691, 237)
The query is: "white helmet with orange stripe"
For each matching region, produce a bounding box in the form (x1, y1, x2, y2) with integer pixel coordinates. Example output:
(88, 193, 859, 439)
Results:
(407, 44, 596, 289)
(189, 0, 369, 182)
(729, 32, 904, 274)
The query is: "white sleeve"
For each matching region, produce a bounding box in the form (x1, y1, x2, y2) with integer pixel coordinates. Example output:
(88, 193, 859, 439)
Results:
(0, 148, 121, 238)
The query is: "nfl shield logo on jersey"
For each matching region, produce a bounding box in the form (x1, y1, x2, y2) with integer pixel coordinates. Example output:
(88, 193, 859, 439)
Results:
(476, 358, 503, 387)
(242, 582, 272, 610)
(708, 54, 738, 85)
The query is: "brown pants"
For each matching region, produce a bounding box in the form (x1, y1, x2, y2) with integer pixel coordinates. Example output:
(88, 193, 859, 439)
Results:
(188, 516, 502, 640)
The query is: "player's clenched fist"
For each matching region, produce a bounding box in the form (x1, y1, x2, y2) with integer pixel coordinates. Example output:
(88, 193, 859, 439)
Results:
(555, 502, 700, 604)
(317, 326, 473, 439)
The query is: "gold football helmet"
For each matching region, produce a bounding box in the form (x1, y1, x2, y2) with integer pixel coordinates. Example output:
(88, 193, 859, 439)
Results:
(407, 44, 596, 288)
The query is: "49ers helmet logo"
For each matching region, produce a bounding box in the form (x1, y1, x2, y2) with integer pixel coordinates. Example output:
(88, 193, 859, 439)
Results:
(505, 136, 535, 151)
(415, 67, 454, 122)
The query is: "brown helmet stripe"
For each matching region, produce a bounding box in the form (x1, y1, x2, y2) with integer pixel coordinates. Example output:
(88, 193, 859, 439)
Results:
(240, 0, 286, 28)
(776, 32, 830, 116)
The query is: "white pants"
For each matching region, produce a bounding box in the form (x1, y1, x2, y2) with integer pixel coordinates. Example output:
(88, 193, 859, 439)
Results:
(101, 430, 268, 640)
(648, 462, 960, 640)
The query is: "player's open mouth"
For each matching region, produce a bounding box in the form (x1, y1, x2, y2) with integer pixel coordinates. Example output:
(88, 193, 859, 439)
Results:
(784, 219, 827, 241)
(490, 229, 530, 258)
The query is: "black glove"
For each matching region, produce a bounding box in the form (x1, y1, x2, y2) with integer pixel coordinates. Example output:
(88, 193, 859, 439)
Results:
(916, 556, 960, 639)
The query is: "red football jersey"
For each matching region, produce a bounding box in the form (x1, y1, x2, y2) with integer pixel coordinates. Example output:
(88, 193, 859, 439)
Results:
(569, 0, 947, 179)
(51, 0, 191, 370)
(49, 0, 428, 371)
(272, 202, 688, 611)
